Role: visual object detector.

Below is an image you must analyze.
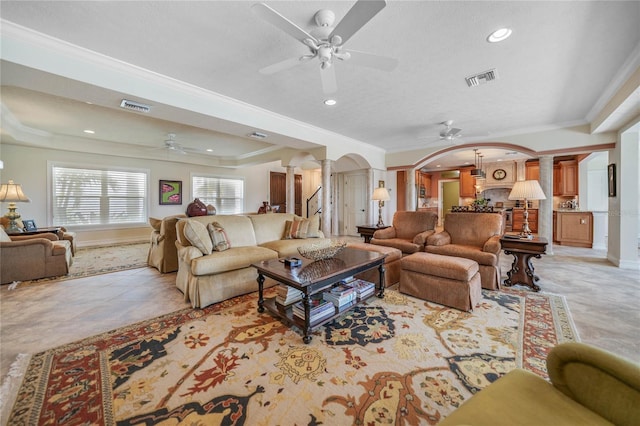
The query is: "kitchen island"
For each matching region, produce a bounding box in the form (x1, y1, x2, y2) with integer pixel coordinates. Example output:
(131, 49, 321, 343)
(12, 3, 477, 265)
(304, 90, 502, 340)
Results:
(553, 210, 593, 248)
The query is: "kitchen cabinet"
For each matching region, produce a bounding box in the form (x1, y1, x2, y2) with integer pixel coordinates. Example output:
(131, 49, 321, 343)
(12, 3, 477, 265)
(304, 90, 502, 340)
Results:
(558, 160, 578, 196)
(553, 164, 562, 196)
(417, 171, 432, 198)
(459, 167, 476, 197)
(512, 208, 538, 233)
(525, 161, 540, 181)
(555, 211, 593, 248)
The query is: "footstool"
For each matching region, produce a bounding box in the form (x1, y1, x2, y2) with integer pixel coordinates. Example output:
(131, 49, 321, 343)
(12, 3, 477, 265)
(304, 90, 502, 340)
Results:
(400, 252, 482, 311)
(347, 242, 402, 286)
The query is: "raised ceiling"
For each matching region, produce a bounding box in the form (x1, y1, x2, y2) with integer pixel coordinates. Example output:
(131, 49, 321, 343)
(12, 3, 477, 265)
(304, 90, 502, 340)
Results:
(1, 1, 639, 169)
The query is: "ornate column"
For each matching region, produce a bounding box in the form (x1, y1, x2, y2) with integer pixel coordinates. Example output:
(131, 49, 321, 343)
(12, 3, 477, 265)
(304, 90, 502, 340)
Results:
(286, 165, 295, 214)
(321, 159, 332, 237)
(367, 168, 374, 223)
(406, 168, 416, 211)
(539, 155, 554, 254)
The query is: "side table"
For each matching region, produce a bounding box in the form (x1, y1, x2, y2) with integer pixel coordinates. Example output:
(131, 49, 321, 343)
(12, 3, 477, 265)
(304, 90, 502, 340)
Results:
(7, 226, 63, 239)
(356, 224, 390, 244)
(500, 236, 548, 292)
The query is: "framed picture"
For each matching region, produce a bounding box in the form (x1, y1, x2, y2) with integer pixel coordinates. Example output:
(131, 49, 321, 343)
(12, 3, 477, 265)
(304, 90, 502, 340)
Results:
(159, 180, 182, 205)
(607, 164, 616, 197)
(23, 219, 37, 231)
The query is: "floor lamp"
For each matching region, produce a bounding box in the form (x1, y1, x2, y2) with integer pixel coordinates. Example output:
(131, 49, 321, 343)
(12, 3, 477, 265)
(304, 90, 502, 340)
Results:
(508, 180, 546, 239)
(0, 180, 31, 233)
(372, 187, 390, 227)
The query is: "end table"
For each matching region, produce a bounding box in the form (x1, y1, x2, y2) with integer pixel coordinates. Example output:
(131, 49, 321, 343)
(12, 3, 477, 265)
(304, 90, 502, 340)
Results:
(356, 224, 390, 244)
(500, 236, 548, 292)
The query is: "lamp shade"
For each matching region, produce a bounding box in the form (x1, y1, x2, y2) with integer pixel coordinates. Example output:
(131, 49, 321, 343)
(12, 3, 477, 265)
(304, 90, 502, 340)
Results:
(372, 187, 390, 202)
(0, 180, 30, 203)
(508, 180, 546, 201)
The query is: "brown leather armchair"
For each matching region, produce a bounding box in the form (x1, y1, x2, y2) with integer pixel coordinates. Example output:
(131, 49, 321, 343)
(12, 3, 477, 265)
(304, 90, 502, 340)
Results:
(370, 211, 438, 255)
(0, 228, 73, 284)
(425, 212, 503, 290)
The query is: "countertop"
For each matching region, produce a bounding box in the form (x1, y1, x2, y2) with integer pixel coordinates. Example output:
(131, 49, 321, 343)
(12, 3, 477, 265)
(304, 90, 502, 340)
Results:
(554, 209, 592, 213)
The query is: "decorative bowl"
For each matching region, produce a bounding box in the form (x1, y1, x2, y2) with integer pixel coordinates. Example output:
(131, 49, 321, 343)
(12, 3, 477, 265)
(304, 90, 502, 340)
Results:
(297, 240, 347, 261)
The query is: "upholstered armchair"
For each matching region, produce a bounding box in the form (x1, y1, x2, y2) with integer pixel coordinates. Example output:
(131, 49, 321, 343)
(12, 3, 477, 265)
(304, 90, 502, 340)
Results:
(147, 214, 187, 273)
(370, 211, 438, 255)
(425, 212, 503, 290)
(439, 342, 640, 425)
(0, 227, 73, 284)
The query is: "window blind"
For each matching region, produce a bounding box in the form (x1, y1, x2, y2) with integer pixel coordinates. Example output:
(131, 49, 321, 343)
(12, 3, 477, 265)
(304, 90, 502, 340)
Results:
(52, 165, 148, 226)
(192, 176, 244, 214)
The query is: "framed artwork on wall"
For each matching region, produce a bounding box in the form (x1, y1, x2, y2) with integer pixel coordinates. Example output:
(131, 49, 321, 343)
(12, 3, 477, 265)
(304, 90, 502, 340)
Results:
(607, 164, 616, 197)
(160, 180, 182, 205)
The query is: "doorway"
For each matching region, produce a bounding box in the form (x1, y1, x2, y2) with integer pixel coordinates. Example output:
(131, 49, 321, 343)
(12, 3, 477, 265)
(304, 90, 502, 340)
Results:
(440, 180, 460, 226)
(342, 172, 367, 235)
(269, 172, 302, 216)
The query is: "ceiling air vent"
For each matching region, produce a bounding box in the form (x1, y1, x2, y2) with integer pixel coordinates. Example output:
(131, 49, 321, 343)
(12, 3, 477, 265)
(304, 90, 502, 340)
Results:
(249, 131, 268, 139)
(120, 99, 151, 113)
(465, 68, 498, 87)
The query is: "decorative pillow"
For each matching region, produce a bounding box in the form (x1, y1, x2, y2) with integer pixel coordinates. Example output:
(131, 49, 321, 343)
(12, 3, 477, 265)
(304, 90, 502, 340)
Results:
(207, 222, 231, 252)
(299, 215, 321, 238)
(183, 220, 213, 255)
(283, 219, 310, 239)
(0, 227, 11, 242)
(149, 217, 162, 231)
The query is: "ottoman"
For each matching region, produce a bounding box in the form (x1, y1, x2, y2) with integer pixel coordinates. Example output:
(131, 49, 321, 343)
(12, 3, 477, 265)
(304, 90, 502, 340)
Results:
(400, 252, 481, 311)
(347, 242, 402, 286)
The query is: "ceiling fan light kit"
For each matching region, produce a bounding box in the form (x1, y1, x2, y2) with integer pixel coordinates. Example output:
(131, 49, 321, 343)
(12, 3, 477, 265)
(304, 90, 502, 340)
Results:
(252, 0, 397, 94)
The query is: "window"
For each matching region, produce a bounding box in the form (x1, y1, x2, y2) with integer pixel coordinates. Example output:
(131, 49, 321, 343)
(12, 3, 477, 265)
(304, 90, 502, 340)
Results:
(51, 164, 148, 226)
(192, 175, 244, 214)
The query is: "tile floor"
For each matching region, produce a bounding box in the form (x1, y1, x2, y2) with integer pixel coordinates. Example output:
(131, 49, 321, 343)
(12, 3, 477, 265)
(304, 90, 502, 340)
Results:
(1, 242, 638, 381)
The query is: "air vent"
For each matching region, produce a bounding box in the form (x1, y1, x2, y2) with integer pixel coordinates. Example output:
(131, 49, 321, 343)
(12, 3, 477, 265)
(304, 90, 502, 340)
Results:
(120, 99, 151, 113)
(465, 69, 498, 87)
(249, 131, 268, 139)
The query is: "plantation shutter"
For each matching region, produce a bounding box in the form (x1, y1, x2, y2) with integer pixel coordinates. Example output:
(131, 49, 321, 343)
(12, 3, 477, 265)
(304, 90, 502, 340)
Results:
(192, 176, 244, 214)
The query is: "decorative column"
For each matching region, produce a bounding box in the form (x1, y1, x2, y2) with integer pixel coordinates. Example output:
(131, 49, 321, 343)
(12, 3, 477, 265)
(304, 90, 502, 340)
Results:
(321, 159, 332, 237)
(286, 165, 295, 214)
(367, 168, 374, 223)
(406, 168, 416, 211)
(515, 160, 526, 181)
(539, 155, 554, 254)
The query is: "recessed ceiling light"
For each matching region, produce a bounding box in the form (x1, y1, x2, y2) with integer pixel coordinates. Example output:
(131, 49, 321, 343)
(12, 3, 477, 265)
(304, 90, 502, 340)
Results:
(436, 165, 441, 168)
(324, 99, 337, 106)
(487, 28, 512, 43)
(83, 129, 95, 134)
(206, 149, 213, 152)
(497, 158, 503, 162)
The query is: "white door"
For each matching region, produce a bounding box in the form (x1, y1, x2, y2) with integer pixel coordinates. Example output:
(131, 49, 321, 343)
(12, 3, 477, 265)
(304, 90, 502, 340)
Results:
(344, 172, 367, 235)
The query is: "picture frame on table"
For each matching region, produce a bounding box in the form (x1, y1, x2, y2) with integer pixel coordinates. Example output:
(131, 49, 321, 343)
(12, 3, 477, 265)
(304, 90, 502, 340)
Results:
(607, 164, 616, 197)
(23, 219, 37, 232)
(159, 180, 182, 205)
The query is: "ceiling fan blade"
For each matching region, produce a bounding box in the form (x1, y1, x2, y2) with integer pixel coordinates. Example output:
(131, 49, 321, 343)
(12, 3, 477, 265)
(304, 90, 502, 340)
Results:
(329, 0, 387, 46)
(343, 49, 398, 71)
(320, 65, 337, 94)
(252, 3, 317, 45)
(259, 56, 310, 75)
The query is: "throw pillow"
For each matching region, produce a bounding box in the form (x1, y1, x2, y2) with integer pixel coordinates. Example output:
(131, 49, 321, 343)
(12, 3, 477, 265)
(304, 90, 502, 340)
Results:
(283, 219, 310, 239)
(207, 222, 231, 252)
(149, 217, 162, 231)
(183, 220, 213, 255)
(299, 215, 321, 238)
(0, 227, 11, 242)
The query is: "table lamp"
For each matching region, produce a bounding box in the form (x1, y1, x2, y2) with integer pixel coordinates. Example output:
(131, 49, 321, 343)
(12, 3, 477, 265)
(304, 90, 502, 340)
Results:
(508, 180, 546, 238)
(372, 187, 391, 227)
(0, 180, 31, 233)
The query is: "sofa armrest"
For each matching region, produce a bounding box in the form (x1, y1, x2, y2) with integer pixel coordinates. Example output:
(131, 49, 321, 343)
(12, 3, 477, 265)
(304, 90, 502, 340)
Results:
(413, 229, 436, 246)
(483, 235, 502, 254)
(1, 238, 56, 252)
(426, 231, 451, 246)
(373, 227, 396, 239)
(10, 233, 59, 242)
(547, 342, 640, 426)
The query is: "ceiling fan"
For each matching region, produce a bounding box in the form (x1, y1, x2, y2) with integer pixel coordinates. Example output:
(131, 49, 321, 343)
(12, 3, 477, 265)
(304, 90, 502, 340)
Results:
(439, 120, 463, 141)
(252, 0, 398, 94)
(163, 133, 187, 154)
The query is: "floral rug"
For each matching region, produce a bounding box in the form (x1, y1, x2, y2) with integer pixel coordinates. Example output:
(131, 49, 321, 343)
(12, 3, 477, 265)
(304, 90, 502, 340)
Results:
(6, 287, 578, 425)
(11, 243, 149, 287)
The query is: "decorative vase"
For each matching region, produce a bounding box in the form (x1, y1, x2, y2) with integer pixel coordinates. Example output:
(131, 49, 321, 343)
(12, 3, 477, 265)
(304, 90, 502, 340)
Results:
(186, 198, 207, 217)
(207, 204, 217, 215)
(258, 201, 273, 214)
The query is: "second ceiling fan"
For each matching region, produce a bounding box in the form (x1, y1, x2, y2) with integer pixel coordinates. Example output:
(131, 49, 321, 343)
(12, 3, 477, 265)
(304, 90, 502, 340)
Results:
(252, 0, 398, 94)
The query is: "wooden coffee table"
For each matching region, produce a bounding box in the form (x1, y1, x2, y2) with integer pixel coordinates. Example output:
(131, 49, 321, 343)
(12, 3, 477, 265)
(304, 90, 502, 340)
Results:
(253, 247, 386, 343)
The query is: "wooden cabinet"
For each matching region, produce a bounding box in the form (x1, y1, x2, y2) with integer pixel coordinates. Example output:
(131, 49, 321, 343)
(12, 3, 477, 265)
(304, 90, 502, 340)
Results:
(417, 171, 432, 198)
(558, 160, 578, 196)
(555, 211, 593, 248)
(459, 167, 476, 197)
(512, 208, 538, 233)
(396, 170, 407, 211)
(525, 161, 540, 181)
(553, 164, 562, 196)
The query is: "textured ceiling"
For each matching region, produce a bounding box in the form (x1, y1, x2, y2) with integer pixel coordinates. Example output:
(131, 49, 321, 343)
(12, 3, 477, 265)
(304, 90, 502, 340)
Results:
(1, 1, 639, 169)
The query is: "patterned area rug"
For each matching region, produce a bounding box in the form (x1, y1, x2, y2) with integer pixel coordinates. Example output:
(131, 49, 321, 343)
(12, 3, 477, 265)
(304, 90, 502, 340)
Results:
(7, 287, 578, 425)
(13, 243, 149, 287)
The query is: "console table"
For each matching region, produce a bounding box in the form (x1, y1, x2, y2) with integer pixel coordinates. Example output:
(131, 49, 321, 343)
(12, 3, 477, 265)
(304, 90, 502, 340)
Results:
(500, 236, 548, 292)
(7, 226, 63, 239)
(356, 224, 390, 243)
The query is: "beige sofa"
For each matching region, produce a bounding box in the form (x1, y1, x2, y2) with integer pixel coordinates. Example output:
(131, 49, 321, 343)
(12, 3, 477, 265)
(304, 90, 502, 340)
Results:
(147, 214, 187, 273)
(425, 212, 503, 290)
(175, 213, 326, 308)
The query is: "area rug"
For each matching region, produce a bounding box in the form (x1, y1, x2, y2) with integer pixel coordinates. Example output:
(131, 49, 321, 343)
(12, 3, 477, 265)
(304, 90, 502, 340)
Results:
(6, 287, 578, 425)
(11, 243, 149, 287)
